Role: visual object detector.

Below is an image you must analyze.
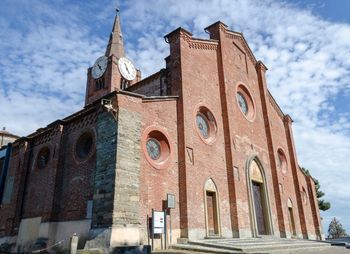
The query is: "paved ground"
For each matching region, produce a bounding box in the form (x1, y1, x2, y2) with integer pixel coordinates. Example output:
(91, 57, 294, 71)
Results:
(153, 245, 350, 254)
(313, 246, 350, 253)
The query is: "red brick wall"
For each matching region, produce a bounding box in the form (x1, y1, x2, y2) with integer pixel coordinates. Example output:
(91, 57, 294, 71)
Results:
(0, 109, 98, 239)
(0, 142, 28, 237)
(307, 176, 323, 238)
(216, 27, 279, 235)
(22, 127, 63, 221)
(176, 34, 234, 238)
(268, 99, 302, 236)
(54, 116, 97, 221)
(139, 98, 180, 241)
(298, 170, 317, 237)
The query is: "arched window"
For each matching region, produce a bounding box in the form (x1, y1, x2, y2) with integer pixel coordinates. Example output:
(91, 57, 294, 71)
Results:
(36, 147, 50, 169)
(277, 149, 288, 174)
(75, 131, 94, 160)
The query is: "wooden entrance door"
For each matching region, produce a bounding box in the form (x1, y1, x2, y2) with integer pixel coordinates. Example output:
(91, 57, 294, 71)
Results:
(288, 207, 296, 236)
(252, 182, 267, 235)
(206, 191, 218, 235)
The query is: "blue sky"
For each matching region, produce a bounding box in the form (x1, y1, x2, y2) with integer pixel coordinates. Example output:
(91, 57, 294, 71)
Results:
(0, 0, 349, 236)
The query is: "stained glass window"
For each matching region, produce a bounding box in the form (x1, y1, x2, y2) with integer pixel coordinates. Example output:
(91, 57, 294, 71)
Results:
(237, 92, 248, 115)
(196, 113, 209, 139)
(146, 138, 161, 160)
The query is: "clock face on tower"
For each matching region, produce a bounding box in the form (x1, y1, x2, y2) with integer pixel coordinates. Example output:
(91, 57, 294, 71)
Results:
(118, 57, 136, 81)
(92, 56, 108, 79)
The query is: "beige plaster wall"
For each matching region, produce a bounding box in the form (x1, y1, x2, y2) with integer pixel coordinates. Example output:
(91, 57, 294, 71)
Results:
(16, 218, 91, 250)
(16, 217, 42, 250)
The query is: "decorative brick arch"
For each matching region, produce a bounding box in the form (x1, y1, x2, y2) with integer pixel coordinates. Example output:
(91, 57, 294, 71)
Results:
(246, 156, 274, 237)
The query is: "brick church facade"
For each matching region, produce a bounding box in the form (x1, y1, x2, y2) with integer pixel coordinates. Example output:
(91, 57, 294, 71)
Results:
(0, 10, 323, 251)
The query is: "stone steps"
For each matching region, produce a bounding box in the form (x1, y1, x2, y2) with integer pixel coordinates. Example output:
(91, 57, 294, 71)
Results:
(77, 248, 104, 254)
(173, 238, 333, 254)
(173, 243, 244, 253)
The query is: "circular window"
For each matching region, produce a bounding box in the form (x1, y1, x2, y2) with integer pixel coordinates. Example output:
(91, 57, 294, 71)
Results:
(195, 106, 217, 144)
(37, 147, 50, 169)
(237, 92, 248, 115)
(196, 113, 210, 139)
(146, 138, 161, 160)
(76, 132, 94, 160)
(236, 84, 255, 121)
(144, 129, 171, 169)
(277, 148, 288, 174)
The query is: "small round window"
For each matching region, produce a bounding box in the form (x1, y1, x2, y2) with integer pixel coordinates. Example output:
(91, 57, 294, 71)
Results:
(37, 147, 50, 169)
(146, 138, 161, 160)
(237, 92, 248, 115)
(277, 148, 288, 174)
(236, 84, 255, 121)
(196, 113, 210, 139)
(195, 106, 217, 144)
(144, 129, 171, 169)
(76, 132, 93, 160)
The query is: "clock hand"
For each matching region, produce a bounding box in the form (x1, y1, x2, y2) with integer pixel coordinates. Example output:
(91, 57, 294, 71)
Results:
(124, 63, 130, 74)
(97, 63, 102, 71)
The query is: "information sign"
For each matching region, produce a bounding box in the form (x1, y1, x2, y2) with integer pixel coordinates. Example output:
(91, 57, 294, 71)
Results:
(167, 193, 175, 209)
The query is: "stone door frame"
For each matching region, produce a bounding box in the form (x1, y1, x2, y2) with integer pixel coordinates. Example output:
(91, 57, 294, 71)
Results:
(204, 178, 221, 237)
(246, 156, 274, 237)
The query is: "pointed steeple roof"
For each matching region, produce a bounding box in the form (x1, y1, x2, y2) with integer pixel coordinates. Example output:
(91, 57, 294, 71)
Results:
(105, 8, 125, 58)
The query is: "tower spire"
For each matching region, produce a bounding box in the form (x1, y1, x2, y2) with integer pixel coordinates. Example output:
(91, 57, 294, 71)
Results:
(105, 8, 125, 58)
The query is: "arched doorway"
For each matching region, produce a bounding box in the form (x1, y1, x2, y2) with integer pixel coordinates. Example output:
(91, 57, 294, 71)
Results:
(246, 157, 273, 237)
(204, 178, 221, 237)
(287, 198, 297, 237)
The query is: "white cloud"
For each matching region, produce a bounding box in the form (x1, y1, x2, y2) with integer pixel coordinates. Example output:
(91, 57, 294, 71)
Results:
(0, 0, 105, 135)
(0, 0, 349, 234)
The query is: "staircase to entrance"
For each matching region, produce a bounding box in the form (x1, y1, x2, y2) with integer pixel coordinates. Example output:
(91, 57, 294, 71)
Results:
(173, 237, 333, 253)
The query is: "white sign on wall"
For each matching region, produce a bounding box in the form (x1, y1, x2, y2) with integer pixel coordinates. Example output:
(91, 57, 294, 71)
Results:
(167, 193, 175, 209)
(153, 210, 165, 234)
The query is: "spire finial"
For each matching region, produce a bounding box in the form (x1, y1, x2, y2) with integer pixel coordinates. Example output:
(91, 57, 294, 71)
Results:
(105, 5, 125, 58)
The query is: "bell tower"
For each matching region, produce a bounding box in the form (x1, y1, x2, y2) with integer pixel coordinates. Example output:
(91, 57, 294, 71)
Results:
(85, 9, 141, 106)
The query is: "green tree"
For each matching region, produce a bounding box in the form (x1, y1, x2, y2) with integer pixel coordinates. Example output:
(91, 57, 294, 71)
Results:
(302, 167, 331, 211)
(328, 217, 348, 239)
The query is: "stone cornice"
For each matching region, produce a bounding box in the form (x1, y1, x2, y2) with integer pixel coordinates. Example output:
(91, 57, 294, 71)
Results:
(283, 114, 294, 124)
(256, 60, 268, 72)
(164, 27, 192, 44)
(187, 38, 218, 50)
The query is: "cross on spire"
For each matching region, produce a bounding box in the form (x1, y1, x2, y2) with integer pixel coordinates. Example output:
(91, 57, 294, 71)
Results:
(105, 7, 125, 58)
